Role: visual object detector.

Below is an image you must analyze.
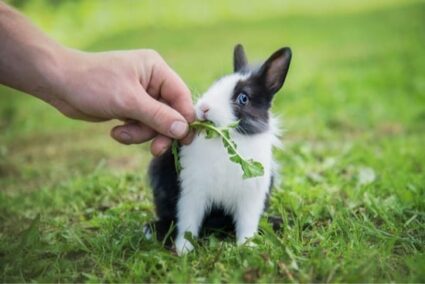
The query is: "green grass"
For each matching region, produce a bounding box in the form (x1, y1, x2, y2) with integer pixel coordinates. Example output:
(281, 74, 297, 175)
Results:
(1, 0, 425, 282)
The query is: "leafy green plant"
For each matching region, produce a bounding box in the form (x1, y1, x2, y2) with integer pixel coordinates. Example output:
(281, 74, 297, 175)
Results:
(171, 120, 264, 179)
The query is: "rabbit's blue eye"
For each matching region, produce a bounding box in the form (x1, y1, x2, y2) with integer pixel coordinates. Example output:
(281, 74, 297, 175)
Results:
(237, 93, 249, 105)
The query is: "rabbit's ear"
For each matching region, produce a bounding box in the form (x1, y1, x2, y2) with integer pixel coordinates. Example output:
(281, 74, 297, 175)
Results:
(257, 47, 292, 95)
(233, 44, 248, 73)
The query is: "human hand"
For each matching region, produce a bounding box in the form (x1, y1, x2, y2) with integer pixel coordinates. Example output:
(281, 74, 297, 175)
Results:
(0, 4, 194, 155)
(49, 49, 195, 156)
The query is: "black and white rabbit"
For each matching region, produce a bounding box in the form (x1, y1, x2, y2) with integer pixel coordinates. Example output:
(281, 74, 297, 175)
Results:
(147, 44, 292, 255)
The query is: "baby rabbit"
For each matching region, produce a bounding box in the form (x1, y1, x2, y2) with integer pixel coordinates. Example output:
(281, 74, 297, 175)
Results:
(148, 44, 292, 255)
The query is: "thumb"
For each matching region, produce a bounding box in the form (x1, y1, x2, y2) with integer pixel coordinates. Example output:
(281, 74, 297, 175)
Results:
(125, 87, 190, 139)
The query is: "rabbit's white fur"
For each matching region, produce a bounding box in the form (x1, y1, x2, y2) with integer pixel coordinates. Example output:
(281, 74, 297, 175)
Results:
(175, 74, 281, 255)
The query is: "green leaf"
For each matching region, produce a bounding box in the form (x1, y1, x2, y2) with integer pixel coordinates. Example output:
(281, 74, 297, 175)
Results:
(171, 120, 265, 179)
(171, 140, 182, 173)
(227, 120, 241, 129)
(241, 159, 264, 179)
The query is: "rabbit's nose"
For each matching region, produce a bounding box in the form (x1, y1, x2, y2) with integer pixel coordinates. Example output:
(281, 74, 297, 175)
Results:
(197, 103, 210, 120)
(200, 104, 210, 113)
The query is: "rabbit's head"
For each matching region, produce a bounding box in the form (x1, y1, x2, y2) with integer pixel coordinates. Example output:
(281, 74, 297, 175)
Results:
(195, 44, 292, 134)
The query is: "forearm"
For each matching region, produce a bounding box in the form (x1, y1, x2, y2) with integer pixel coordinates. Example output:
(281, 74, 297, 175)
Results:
(0, 2, 66, 102)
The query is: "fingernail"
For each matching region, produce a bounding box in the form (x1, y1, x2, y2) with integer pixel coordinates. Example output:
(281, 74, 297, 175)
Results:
(170, 121, 188, 138)
(119, 131, 132, 144)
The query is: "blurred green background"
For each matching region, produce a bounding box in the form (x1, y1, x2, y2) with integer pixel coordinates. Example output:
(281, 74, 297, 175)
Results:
(1, 0, 424, 282)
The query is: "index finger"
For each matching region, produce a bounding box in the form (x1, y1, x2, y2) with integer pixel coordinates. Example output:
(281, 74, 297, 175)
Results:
(149, 60, 196, 123)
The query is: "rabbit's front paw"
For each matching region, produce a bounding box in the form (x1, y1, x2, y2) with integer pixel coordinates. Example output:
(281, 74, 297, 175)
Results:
(237, 237, 257, 248)
(237, 235, 257, 246)
(143, 224, 153, 240)
(175, 237, 194, 256)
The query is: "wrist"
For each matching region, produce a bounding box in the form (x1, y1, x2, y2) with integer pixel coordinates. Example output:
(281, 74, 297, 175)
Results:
(29, 42, 70, 102)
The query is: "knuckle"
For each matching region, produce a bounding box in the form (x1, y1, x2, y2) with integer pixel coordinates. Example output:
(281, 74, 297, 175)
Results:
(142, 49, 162, 62)
(149, 50, 166, 67)
(147, 49, 161, 59)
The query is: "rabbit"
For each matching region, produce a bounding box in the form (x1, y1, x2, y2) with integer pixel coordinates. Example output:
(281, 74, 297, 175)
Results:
(146, 44, 292, 255)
